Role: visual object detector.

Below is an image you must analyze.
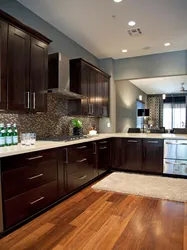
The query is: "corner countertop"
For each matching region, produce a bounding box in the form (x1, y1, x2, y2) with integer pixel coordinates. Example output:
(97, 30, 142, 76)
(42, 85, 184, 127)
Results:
(0, 133, 187, 158)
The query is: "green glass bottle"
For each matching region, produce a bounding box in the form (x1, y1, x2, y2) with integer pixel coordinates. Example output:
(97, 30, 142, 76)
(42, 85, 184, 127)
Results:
(12, 123, 18, 145)
(0, 123, 6, 147)
(6, 124, 12, 146)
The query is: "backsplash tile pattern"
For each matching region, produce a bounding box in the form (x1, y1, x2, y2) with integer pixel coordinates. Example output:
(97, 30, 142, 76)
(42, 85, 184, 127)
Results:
(0, 95, 99, 139)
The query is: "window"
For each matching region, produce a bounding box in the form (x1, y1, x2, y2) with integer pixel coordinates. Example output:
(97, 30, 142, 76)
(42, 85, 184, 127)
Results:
(163, 97, 186, 129)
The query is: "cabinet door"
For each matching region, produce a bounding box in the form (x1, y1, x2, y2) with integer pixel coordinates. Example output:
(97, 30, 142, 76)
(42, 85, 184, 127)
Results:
(98, 140, 110, 175)
(0, 20, 8, 110)
(7, 25, 30, 111)
(80, 63, 89, 115)
(124, 139, 142, 171)
(102, 76, 110, 117)
(30, 37, 48, 112)
(143, 139, 163, 174)
(112, 138, 124, 169)
(96, 73, 104, 117)
(88, 68, 96, 116)
(57, 149, 66, 198)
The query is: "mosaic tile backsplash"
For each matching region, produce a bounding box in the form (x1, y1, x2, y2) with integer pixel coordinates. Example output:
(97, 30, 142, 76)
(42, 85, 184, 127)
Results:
(0, 95, 99, 139)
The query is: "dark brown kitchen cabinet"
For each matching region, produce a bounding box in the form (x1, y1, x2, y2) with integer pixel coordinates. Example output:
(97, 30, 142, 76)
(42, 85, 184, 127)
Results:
(69, 58, 110, 117)
(98, 140, 111, 175)
(0, 9, 51, 112)
(30, 38, 48, 112)
(7, 25, 30, 111)
(142, 139, 163, 174)
(62, 143, 95, 193)
(0, 20, 8, 110)
(124, 139, 143, 171)
(112, 138, 124, 169)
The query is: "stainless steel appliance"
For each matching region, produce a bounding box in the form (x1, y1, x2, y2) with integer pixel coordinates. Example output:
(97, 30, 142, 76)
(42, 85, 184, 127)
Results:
(48, 53, 87, 99)
(39, 135, 89, 142)
(164, 140, 187, 176)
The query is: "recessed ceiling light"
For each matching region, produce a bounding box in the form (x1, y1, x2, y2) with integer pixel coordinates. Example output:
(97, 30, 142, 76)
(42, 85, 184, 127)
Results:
(164, 43, 171, 47)
(128, 21, 136, 26)
(114, 0, 122, 2)
(122, 49, 127, 53)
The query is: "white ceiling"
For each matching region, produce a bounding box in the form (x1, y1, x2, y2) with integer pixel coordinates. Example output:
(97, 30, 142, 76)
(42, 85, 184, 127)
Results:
(17, 0, 187, 59)
(130, 75, 187, 94)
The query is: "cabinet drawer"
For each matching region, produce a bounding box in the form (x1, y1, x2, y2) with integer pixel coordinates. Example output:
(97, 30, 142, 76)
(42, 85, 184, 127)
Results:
(2, 157, 58, 200)
(143, 139, 163, 146)
(1, 149, 57, 171)
(4, 181, 57, 229)
(126, 138, 142, 144)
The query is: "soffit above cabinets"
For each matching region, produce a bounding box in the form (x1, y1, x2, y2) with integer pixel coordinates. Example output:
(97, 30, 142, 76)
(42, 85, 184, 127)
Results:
(17, 0, 187, 59)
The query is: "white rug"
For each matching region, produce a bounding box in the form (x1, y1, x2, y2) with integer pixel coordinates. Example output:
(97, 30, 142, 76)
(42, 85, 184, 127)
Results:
(92, 172, 187, 202)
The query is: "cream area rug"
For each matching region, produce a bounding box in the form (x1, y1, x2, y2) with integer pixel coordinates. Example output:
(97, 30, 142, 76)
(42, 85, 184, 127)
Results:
(92, 172, 187, 202)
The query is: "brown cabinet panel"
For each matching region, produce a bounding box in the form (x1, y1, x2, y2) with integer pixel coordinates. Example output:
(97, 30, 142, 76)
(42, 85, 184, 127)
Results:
(98, 140, 110, 175)
(124, 139, 142, 171)
(7, 25, 30, 111)
(0, 20, 8, 110)
(30, 38, 48, 112)
(112, 138, 124, 169)
(4, 181, 57, 229)
(2, 157, 57, 200)
(142, 139, 163, 174)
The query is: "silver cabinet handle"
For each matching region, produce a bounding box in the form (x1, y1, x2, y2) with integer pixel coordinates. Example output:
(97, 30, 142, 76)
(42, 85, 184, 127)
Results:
(77, 158, 87, 163)
(26, 156, 43, 161)
(100, 141, 107, 144)
(165, 161, 187, 166)
(32, 92, 36, 109)
(64, 148, 68, 164)
(88, 104, 94, 115)
(100, 146, 107, 150)
(29, 196, 44, 205)
(28, 173, 44, 180)
(147, 141, 158, 144)
(128, 140, 138, 143)
(79, 175, 87, 180)
(25, 92, 30, 109)
(76, 146, 87, 149)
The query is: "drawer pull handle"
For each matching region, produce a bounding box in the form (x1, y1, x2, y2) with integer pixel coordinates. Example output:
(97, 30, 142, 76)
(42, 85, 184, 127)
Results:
(76, 146, 87, 149)
(79, 175, 87, 180)
(26, 156, 43, 161)
(100, 146, 107, 150)
(29, 196, 44, 205)
(166, 142, 187, 145)
(28, 173, 44, 180)
(93, 142, 97, 155)
(100, 141, 107, 144)
(128, 140, 138, 143)
(147, 141, 158, 144)
(165, 161, 187, 166)
(77, 158, 87, 163)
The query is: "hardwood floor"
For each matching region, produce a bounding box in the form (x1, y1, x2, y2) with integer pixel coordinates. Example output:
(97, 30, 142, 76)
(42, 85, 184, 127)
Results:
(0, 183, 186, 250)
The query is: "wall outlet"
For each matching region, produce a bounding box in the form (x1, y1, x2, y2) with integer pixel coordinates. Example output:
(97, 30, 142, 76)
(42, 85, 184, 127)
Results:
(107, 122, 111, 128)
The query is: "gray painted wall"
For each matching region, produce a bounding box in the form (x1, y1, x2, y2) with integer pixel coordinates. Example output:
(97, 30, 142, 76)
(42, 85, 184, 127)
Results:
(116, 80, 147, 132)
(114, 51, 187, 80)
(99, 58, 116, 133)
(0, 0, 99, 66)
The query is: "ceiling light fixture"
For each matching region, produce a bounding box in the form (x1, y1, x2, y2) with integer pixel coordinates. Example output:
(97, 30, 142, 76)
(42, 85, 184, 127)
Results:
(162, 94, 166, 100)
(122, 49, 127, 53)
(164, 43, 171, 47)
(128, 21, 136, 26)
(113, 0, 122, 2)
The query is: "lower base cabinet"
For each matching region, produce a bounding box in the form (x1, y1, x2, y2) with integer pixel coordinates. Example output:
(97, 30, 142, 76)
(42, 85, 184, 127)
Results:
(97, 139, 111, 175)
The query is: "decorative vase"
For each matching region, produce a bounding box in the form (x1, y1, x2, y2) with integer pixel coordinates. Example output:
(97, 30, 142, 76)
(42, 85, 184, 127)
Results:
(73, 127, 83, 136)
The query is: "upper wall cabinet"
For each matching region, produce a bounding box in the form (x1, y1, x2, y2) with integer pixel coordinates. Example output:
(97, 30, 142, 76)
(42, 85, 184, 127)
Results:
(0, 10, 51, 112)
(69, 58, 110, 117)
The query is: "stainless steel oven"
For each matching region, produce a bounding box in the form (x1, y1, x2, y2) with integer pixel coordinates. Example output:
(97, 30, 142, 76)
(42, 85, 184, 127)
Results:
(164, 140, 187, 176)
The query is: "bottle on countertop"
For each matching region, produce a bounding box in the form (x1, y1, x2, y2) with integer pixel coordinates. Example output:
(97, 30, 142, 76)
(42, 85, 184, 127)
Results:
(12, 123, 18, 145)
(6, 124, 12, 146)
(0, 123, 6, 147)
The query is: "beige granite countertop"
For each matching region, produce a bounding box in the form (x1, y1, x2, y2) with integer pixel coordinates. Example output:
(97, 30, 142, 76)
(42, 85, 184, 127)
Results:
(0, 133, 187, 158)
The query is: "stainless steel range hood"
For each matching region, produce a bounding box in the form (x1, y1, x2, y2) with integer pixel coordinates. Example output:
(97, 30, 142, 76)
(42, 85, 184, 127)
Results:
(48, 53, 87, 99)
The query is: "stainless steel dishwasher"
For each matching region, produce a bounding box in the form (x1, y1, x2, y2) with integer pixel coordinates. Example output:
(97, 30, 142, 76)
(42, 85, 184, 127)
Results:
(164, 140, 187, 176)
